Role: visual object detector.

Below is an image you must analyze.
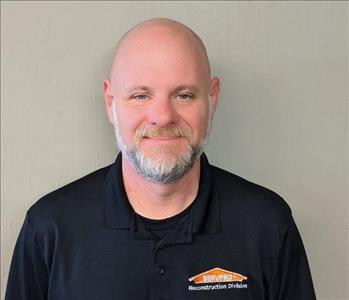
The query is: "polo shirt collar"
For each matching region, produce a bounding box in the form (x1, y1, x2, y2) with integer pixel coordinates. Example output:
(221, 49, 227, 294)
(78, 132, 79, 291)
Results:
(103, 152, 220, 234)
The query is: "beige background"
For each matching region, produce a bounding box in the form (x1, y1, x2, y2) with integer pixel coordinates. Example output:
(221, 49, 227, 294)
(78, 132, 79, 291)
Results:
(1, 1, 348, 299)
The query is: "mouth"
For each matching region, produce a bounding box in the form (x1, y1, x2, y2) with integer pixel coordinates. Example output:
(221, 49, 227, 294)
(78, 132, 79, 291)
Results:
(143, 136, 183, 141)
(144, 136, 183, 144)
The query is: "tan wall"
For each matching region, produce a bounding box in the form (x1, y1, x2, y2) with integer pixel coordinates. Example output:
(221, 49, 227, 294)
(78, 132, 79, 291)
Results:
(1, 2, 348, 299)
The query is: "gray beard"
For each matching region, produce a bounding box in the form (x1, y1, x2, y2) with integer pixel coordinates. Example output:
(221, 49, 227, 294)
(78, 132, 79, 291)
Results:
(123, 142, 203, 184)
(111, 102, 211, 184)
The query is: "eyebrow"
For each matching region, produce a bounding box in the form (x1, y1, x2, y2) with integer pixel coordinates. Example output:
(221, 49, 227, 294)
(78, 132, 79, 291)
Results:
(125, 84, 200, 95)
(126, 86, 153, 94)
(172, 85, 200, 94)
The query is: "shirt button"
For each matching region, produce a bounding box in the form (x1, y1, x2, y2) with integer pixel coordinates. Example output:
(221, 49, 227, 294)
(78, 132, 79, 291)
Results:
(158, 266, 165, 275)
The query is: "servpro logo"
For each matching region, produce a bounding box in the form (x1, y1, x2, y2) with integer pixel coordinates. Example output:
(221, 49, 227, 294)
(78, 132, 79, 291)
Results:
(189, 267, 247, 284)
(188, 267, 248, 291)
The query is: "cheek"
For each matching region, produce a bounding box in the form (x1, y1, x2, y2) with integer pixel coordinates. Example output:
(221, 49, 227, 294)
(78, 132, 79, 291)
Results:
(180, 104, 210, 139)
(116, 108, 143, 141)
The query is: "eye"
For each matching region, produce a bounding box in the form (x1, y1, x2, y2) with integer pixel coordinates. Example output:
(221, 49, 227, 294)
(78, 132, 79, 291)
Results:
(131, 94, 148, 101)
(177, 93, 194, 101)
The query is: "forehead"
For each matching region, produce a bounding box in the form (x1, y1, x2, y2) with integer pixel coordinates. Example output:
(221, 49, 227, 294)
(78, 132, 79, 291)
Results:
(111, 26, 209, 91)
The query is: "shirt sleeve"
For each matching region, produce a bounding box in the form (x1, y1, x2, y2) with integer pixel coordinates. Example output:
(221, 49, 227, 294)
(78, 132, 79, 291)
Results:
(269, 217, 317, 300)
(5, 213, 49, 300)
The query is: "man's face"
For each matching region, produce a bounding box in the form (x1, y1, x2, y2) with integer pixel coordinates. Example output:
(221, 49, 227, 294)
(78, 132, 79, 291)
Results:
(104, 25, 219, 183)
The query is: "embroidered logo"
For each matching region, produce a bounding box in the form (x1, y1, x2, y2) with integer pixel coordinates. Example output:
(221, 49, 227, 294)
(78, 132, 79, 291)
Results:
(189, 267, 247, 284)
(188, 267, 248, 291)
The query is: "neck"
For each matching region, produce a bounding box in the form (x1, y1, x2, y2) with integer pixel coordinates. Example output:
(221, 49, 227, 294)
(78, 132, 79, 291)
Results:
(122, 155, 201, 220)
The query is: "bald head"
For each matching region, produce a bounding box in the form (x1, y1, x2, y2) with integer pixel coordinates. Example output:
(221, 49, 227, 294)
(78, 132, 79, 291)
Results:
(110, 18, 211, 87)
(103, 18, 220, 184)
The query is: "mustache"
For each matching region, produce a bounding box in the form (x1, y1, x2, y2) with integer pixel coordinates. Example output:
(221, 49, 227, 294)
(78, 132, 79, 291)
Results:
(135, 127, 193, 143)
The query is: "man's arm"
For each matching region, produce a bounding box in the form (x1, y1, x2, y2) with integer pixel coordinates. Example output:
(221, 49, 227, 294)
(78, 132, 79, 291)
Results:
(269, 217, 317, 300)
(5, 213, 49, 300)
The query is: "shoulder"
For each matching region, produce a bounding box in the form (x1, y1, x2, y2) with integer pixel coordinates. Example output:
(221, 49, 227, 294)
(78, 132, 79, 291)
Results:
(210, 164, 292, 228)
(27, 163, 112, 231)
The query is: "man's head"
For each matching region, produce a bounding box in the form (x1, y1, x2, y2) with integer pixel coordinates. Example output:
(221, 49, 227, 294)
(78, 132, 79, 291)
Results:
(104, 18, 220, 184)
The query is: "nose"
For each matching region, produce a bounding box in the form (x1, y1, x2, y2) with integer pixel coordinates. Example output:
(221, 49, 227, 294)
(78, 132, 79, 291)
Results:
(147, 97, 179, 127)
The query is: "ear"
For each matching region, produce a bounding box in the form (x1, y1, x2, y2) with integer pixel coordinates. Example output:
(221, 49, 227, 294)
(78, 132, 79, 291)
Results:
(209, 76, 220, 118)
(103, 79, 116, 125)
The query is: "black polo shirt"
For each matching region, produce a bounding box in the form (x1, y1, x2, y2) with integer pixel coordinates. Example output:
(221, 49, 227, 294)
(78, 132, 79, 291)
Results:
(5, 153, 316, 300)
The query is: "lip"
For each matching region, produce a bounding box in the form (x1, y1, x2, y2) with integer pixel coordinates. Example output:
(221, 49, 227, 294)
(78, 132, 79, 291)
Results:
(143, 136, 182, 141)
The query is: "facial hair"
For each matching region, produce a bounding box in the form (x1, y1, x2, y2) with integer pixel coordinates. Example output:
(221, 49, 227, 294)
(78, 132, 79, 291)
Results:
(111, 102, 211, 184)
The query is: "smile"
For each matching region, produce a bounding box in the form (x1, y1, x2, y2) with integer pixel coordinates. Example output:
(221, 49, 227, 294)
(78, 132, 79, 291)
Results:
(144, 136, 183, 141)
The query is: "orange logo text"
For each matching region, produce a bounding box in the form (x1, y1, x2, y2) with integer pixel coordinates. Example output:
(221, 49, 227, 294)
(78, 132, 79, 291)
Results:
(189, 267, 247, 284)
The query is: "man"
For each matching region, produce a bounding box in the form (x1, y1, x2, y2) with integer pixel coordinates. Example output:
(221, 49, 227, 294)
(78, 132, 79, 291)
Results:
(5, 18, 316, 300)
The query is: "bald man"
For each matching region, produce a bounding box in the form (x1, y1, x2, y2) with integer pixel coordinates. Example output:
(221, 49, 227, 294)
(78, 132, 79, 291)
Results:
(5, 19, 316, 300)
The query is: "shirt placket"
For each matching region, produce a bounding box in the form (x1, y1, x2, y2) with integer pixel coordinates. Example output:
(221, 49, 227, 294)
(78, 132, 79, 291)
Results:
(150, 241, 171, 300)
(134, 215, 192, 300)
